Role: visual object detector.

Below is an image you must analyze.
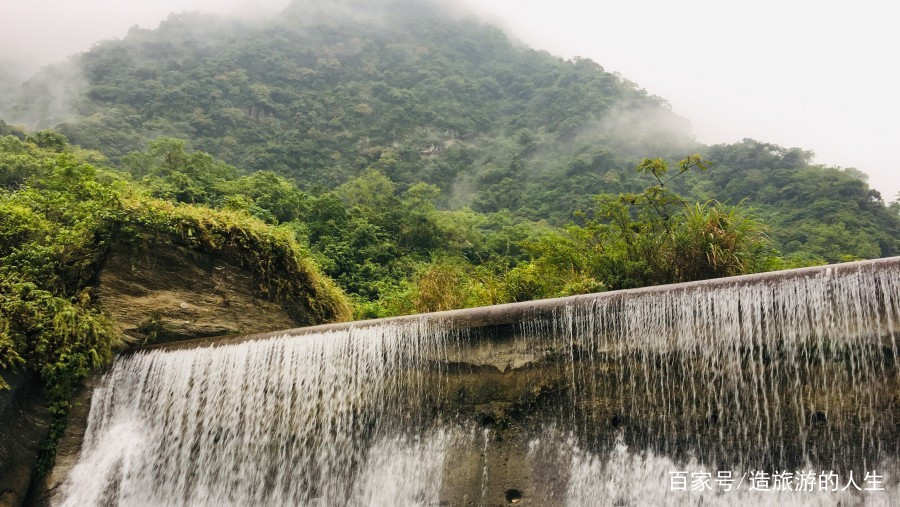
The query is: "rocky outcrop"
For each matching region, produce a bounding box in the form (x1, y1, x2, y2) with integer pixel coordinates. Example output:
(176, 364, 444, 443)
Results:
(9, 244, 326, 507)
(27, 380, 94, 507)
(95, 246, 299, 344)
(0, 371, 49, 507)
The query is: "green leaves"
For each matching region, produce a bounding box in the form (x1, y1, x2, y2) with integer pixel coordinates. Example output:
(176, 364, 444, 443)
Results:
(516, 157, 774, 292)
(636, 157, 670, 178)
(25, 131, 69, 152)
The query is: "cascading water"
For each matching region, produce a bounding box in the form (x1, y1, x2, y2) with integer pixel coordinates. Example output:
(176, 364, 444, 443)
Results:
(58, 324, 467, 506)
(57, 261, 900, 506)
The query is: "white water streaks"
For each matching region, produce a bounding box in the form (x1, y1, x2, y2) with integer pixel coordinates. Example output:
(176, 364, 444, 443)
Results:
(58, 323, 463, 506)
(58, 261, 900, 505)
(521, 262, 900, 470)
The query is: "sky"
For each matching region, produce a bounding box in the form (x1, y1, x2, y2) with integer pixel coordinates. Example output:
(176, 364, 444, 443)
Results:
(0, 0, 897, 200)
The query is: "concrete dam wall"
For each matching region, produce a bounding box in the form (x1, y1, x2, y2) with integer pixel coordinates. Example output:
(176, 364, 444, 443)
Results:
(47, 258, 900, 506)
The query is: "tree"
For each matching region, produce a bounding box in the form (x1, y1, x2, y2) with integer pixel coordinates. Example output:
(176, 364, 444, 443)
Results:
(520, 156, 774, 292)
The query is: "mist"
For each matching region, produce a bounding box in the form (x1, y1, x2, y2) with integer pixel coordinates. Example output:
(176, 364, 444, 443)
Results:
(460, 0, 900, 201)
(0, 0, 290, 79)
(574, 103, 697, 160)
(1, 0, 897, 201)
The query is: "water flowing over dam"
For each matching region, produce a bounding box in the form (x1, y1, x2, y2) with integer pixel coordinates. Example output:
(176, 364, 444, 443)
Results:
(56, 259, 900, 506)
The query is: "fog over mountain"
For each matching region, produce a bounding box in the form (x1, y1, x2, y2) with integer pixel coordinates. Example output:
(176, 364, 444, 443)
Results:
(1, 0, 897, 200)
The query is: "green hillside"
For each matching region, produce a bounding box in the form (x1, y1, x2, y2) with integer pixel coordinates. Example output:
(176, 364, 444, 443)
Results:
(6, 1, 689, 204)
(3, 0, 899, 266)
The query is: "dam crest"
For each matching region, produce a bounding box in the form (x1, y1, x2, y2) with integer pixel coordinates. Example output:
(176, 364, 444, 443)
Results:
(56, 258, 900, 506)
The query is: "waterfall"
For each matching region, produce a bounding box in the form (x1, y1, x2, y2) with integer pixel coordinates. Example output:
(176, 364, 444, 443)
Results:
(58, 261, 900, 506)
(525, 264, 900, 470)
(58, 324, 465, 506)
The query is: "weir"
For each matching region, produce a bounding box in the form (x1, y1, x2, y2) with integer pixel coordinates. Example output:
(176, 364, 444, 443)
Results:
(54, 258, 900, 506)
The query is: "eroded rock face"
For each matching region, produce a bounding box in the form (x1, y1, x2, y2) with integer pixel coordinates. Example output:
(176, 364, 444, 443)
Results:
(0, 372, 49, 507)
(96, 246, 299, 344)
(30, 381, 93, 507)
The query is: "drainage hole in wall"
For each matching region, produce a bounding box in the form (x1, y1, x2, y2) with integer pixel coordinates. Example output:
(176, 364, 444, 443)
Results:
(505, 489, 523, 504)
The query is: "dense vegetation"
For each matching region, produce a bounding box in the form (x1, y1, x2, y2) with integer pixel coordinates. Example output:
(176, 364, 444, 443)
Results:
(111, 137, 791, 315)
(0, 132, 352, 383)
(6, 0, 896, 263)
(0, 133, 350, 469)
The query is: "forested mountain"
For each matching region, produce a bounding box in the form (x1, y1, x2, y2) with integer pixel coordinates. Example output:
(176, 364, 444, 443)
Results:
(3, 0, 899, 263)
(4, 0, 692, 209)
